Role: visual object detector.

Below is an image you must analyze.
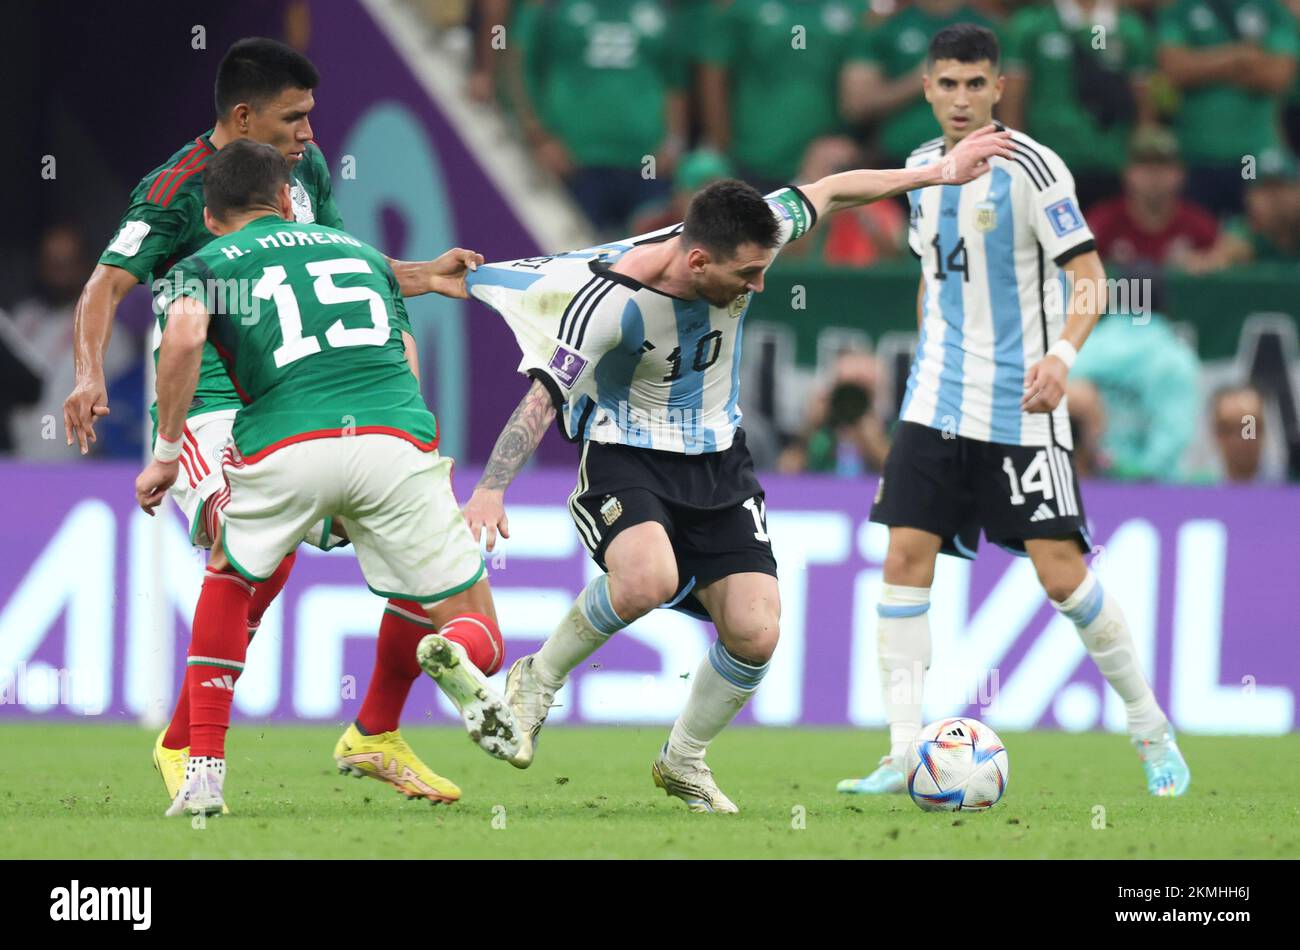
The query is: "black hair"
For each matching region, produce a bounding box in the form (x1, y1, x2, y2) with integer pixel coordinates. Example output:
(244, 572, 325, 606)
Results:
(215, 37, 320, 116)
(681, 179, 781, 260)
(203, 139, 291, 220)
(928, 23, 1000, 70)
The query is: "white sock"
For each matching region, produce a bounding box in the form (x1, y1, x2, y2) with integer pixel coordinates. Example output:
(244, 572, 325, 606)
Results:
(666, 641, 769, 763)
(878, 584, 932, 761)
(533, 575, 624, 689)
(1052, 571, 1166, 737)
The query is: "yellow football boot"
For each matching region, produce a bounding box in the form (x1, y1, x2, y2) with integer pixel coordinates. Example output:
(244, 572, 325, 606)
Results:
(333, 723, 461, 804)
(153, 730, 187, 800)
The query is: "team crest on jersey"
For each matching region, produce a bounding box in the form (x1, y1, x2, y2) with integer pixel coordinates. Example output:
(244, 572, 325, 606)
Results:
(548, 345, 588, 388)
(728, 293, 750, 319)
(599, 496, 623, 526)
(974, 201, 998, 233)
(290, 183, 315, 223)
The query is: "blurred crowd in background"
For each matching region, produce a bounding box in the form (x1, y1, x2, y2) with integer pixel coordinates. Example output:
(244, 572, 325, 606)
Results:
(4, 0, 1297, 488)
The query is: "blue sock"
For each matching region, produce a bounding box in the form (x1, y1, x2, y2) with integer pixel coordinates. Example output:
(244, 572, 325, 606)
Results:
(578, 574, 625, 636)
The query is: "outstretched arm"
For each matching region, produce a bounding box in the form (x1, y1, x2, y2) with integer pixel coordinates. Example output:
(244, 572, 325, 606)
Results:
(464, 378, 557, 550)
(384, 248, 485, 299)
(798, 124, 1015, 218)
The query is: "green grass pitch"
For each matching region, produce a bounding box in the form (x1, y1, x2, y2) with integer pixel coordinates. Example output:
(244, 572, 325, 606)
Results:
(1, 724, 1295, 859)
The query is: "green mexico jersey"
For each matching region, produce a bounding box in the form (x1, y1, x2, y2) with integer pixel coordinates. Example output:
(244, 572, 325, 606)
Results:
(703, 0, 866, 181)
(155, 216, 435, 461)
(849, 4, 995, 163)
(514, 0, 688, 168)
(1156, 0, 1300, 163)
(100, 130, 343, 418)
(1004, 4, 1152, 175)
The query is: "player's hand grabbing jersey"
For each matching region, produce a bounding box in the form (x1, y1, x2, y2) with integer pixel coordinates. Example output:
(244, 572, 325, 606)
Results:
(154, 216, 434, 463)
(100, 131, 342, 420)
(903, 124, 1096, 449)
(466, 187, 815, 455)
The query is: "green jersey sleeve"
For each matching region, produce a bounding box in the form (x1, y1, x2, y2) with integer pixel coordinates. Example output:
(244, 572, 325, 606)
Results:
(99, 190, 200, 285)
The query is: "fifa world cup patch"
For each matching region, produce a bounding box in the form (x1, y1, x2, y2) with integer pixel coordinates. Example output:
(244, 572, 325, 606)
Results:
(1045, 198, 1084, 237)
(974, 201, 998, 233)
(599, 496, 623, 526)
(548, 346, 588, 389)
(108, 220, 151, 257)
(728, 293, 750, 318)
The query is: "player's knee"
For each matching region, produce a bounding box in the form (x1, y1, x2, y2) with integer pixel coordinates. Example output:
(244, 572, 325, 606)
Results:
(609, 567, 678, 620)
(1033, 551, 1087, 603)
(727, 625, 779, 666)
(883, 545, 933, 588)
(1040, 572, 1082, 604)
(720, 602, 781, 664)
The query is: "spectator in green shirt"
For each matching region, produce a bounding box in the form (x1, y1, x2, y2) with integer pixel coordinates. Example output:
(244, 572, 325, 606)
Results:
(999, 0, 1156, 212)
(1180, 147, 1300, 271)
(841, 0, 997, 166)
(700, 0, 867, 192)
(511, 0, 689, 234)
(1156, 0, 1299, 218)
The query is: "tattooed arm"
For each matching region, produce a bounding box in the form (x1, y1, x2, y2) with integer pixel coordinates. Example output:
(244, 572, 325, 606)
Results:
(463, 378, 558, 551)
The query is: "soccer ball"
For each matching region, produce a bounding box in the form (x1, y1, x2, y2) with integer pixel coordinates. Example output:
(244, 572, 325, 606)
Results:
(904, 717, 1009, 812)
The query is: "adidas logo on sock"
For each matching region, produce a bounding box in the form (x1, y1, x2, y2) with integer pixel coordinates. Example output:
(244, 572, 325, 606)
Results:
(200, 675, 235, 690)
(1029, 503, 1056, 522)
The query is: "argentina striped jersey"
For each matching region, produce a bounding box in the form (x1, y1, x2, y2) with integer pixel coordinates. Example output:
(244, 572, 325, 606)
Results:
(902, 124, 1096, 449)
(467, 187, 816, 454)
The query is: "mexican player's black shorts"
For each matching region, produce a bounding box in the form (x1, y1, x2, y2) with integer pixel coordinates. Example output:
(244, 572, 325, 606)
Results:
(869, 421, 1091, 559)
(568, 428, 777, 620)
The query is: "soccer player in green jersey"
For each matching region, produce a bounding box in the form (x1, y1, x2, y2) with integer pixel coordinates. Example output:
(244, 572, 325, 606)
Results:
(135, 141, 520, 816)
(69, 38, 506, 809)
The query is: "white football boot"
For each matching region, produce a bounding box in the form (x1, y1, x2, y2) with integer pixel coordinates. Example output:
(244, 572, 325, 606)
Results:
(502, 655, 557, 769)
(652, 745, 739, 814)
(417, 633, 520, 762)
(165, 756, 226, 817)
